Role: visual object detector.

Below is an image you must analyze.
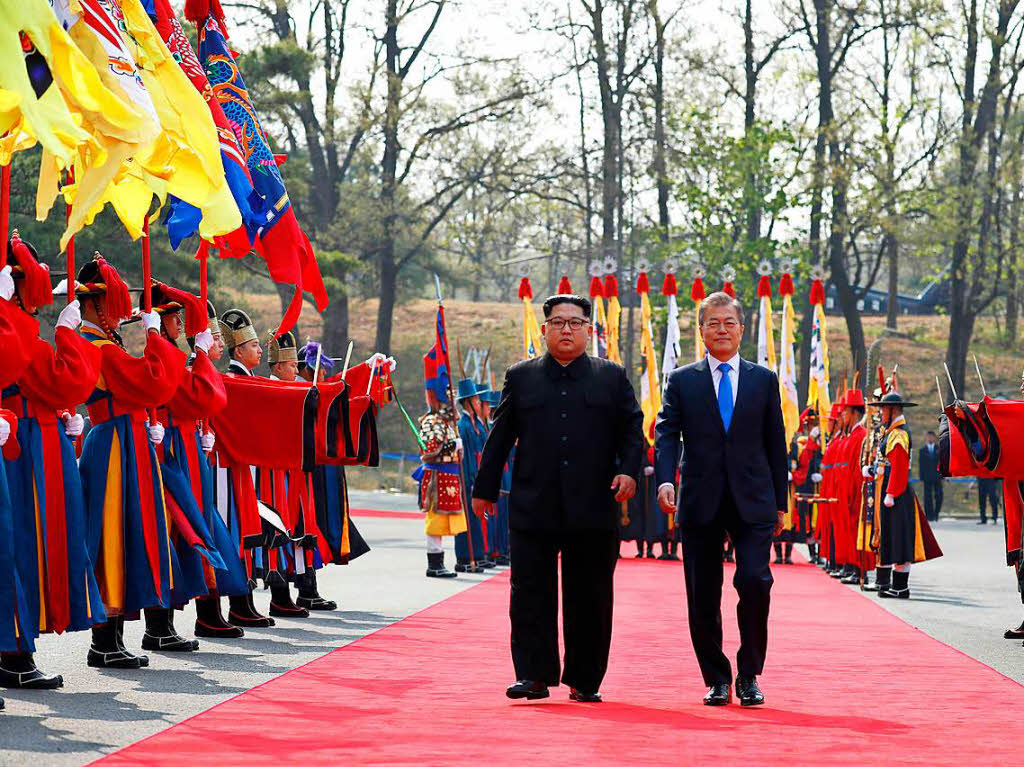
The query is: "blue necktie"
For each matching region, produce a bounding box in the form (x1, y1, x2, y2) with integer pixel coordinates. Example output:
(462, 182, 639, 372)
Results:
(718, 362, 734, 431)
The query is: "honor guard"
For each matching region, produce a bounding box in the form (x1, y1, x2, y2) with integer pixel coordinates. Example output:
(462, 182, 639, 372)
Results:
(865, 391, 942, 598)
(2, 236, 105, 688)
(454, 379, 492, 573)
(76, 256, 184, 669)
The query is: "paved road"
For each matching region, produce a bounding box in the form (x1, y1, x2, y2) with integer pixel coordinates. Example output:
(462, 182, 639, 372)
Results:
(3, 491, 1021, 764)
(0, 490, 499, 766)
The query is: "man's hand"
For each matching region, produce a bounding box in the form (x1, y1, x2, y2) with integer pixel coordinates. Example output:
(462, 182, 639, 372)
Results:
(62, 412, 85, 437)
(471, 497, 493, 519)
(774, 511, 785, 537)
(657, 484, 676, 514)
(611, 474, 636, 503)
(883, 493, 895, 508)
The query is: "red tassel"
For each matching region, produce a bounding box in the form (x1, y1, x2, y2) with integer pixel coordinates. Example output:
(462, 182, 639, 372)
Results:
(8, 234, 54, 308)
(635, 272, 650, 294)
(662, 273, 677, 296)
(557, 275, 572, 294)
(690, 277, 706, 303)
(778, 272, 794, 296)
(184, 0, 224, 24)
(757, 275, 773, 298)
(273, 154, 288, 167)
(518, 276, 532, 300)
(809, 278, 825, 306)
(95, 257, 132, 323)
(603, 274, 618, 297)
(589, 275, 604, 298)
(722, 281, 735, 297)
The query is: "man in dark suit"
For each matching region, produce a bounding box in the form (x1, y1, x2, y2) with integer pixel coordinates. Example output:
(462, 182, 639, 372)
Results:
(654, 291, 787, 707)
(473, 294, 644, 704)
(918, 431, 943, 521)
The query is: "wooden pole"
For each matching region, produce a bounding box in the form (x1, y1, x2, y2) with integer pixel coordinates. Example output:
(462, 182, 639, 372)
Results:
(65, 169, 75, 304)
(0, 163, 9, 269)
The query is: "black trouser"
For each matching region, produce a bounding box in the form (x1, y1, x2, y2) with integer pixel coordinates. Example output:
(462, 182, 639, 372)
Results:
(979, 481, 1000, 522)
(509, 528, 618, 693)
(681, 490, 774, 686)
(922, 480, 943, 521)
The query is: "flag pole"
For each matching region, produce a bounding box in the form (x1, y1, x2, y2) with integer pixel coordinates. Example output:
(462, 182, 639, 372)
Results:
(435, 274, 477, 568)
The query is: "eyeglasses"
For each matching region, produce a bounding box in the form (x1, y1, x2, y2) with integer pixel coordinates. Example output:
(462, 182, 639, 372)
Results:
(546, 317, 590, 331)
(703, 319, 740, 331)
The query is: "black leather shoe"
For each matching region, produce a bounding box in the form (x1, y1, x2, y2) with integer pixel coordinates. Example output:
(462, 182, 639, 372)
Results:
(736, 675, 764, 706)
(506, 680, 550, 700)
(454, 563, 485, 574)
(141, 632, 200, 652)
(569, 688, 602, 703)
(0, 665, 64, 689)
(492, 555, 511, 567)
(479, 559, 497, 569)
(88, 647, 147, 670)
(1003, 625, 1024, 639)
(703, 683, 731, 706)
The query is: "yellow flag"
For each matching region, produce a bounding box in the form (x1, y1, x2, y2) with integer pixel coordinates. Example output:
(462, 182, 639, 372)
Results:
(638, 286, 661, 444)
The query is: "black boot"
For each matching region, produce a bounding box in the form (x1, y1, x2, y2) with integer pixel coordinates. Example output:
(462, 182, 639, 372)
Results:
(773, 542, 784, 564)
(657, 542, 674, 561)
(666, 540, 681, 561)
(808, 542, 819, 564)
(426, 551, 458, 579)
(880, 569, 910, 599)
(783, 543, 793, 565)
(228, 588, 276, 628)
(634, 542, 644, 558)
(269, 582, 309, 618)
(142, 608, 199, 652)
(194, 596, 244, 638)
(296, 571, 338, 609)
(493, 553, 511, 566)
(841, 567, 861, 585)
(864, 566, 891, 593)
(88, 618, 149, 669)
(0, 653, 63, 689)
(454, 561, 485, 573)
(645, 542, 656, 559)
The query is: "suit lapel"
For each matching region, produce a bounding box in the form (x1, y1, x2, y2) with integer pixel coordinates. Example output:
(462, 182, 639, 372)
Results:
(727, 358, 755, 436)
(697, 357, 726, 437)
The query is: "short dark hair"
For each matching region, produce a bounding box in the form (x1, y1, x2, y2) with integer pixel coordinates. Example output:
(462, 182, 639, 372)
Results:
(542, 294, 591, 319)
(927, 430, 936, 436)
(699, 291, 745, 325)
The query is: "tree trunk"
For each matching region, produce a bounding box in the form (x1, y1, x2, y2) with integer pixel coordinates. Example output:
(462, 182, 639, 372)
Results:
(322, 279, 350, 356)
(1006, 180, 1021, 346)
(650, 0, 669, 240)
(743, 0, 760, 243)
(376, 0, 401, 355)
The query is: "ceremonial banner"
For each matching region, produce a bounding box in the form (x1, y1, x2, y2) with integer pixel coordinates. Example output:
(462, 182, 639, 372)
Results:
(423, 306, 451, 403)
(661, 271, 680, 390)
(604, 273, 622, 364)
(589, 271, 608, 359)
(187, 0, 327, 335)
(756, 272, 776, 371)
(517, 277, 543, 360)
(807, 276, 831, 418)
(636, 271, 661, 444)
(778, 271, 800, 446)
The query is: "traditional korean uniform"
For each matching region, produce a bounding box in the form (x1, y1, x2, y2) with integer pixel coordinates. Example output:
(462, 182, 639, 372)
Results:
(417, 400, 467, 577)
(76, 257, 184, 668)
(453, 379, 490, 571)
(1, 235, 104, 688)
(866, 392, 942, 599)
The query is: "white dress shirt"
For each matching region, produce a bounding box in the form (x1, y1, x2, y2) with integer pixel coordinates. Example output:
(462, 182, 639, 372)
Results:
(708, 352, 740, 407)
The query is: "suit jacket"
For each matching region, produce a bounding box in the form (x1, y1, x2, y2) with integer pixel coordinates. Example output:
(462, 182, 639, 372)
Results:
(654, 356, 788, 526)
(918, 444, 942, 482)
(473, 353, 644, 532)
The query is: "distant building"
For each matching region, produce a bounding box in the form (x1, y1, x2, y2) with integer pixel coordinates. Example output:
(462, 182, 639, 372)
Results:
(824, 271, 949, 316)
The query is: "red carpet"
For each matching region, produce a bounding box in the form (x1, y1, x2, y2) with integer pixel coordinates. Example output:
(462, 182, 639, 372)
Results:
(101, 559, 1021, 766)
(349, 507, 423, 520)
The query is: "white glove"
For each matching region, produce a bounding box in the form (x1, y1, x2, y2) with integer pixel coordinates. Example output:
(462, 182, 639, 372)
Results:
(201, 430, 216, 452)
(0, 265, 14, 301)
(788, 471, 793, 481)
(63, 412, 84, 437)
(0, 416, 9, 446)
(883, 493, 895, 508)
(386, 356, 397, 372)
(147, 421, 165, 445)
(454, 438, 464, 452)
(194, 328, 214, 353)
(811, 472, 823, 483)
(643, 465, 655, 476)
(56, 299, 82, 330)
(141, 310, 161, 333)
(364, 352, 387, 369)
(810, 426, 820, 439)
(52, 278, 79, 298)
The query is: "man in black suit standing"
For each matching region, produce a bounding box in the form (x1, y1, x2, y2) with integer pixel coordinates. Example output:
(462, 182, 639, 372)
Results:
(654, 292, 787, 707)
(918, 431, 943, 521)
(473, 294, 644, 704)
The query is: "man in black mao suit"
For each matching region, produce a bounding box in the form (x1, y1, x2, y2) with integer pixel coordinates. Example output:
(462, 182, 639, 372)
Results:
(654, 292, 788, 707)
(473, 294, 644, 703)
(918, 431, 943, 521)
